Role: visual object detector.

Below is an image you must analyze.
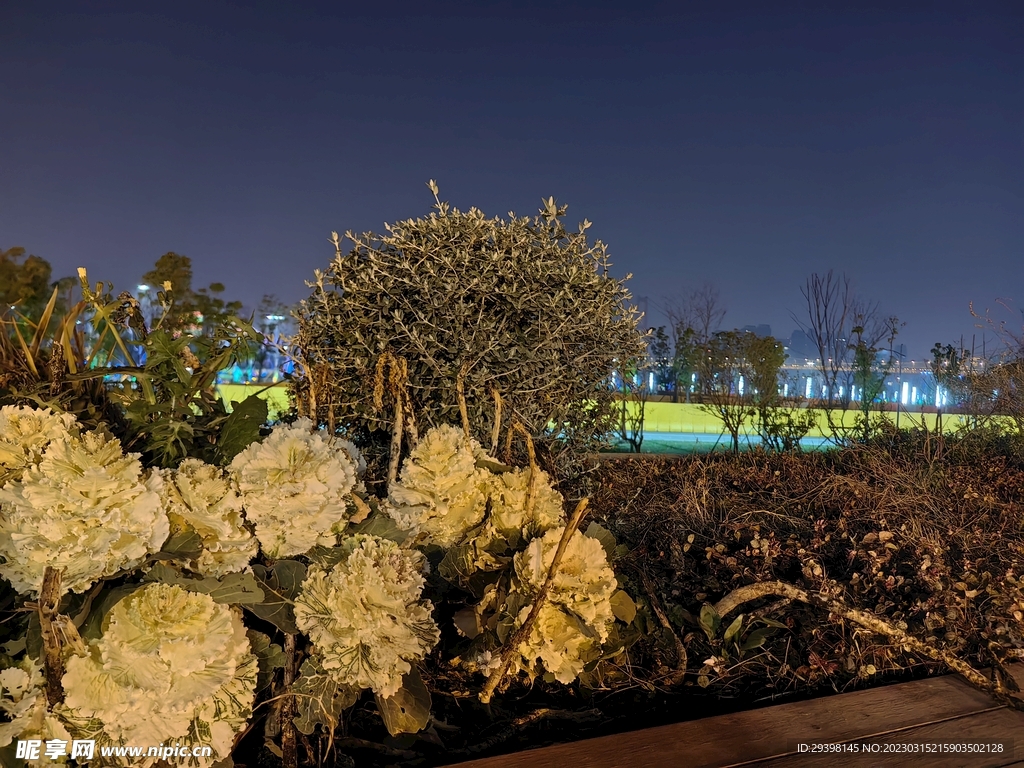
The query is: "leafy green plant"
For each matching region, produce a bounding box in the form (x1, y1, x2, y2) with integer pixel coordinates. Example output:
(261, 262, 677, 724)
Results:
(1, 270, 267, 468)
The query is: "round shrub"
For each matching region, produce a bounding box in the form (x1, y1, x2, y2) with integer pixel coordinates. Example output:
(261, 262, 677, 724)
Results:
(298, 185, 646, 482)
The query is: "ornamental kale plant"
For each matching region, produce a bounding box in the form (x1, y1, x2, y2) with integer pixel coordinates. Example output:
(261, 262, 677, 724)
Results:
(0, 399, 638, 767)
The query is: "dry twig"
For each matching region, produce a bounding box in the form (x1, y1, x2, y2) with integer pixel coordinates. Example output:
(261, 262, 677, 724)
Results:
(456, 362, 472, 442)
(713, 580, 1019, 706)
(490, 387, 503, 455)
(640, 573, 687, 684)
(479, 498, 590, 704)
(38, 567, 66, 706)
(281, 633, 299, 768)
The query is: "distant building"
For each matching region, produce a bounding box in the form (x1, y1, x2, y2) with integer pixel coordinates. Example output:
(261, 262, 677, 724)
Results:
(740, 324, 772, 338)
(785, 329, 817, 360)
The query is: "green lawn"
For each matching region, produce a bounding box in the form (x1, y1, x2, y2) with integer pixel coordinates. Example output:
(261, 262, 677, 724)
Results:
(623, 401, 975, 436)
(212, 386, 980, 441)
(216, 383, 291, 419)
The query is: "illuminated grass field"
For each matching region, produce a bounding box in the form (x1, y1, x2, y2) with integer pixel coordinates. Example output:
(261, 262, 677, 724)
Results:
(616, 401, 975, 436)
(217, 383, 291, 418)
(217, 385, 975, 439)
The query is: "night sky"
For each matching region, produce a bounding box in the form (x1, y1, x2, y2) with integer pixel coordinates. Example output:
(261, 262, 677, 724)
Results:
(2, 1, 1020, 358)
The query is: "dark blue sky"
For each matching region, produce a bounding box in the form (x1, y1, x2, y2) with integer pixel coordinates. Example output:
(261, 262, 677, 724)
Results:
(2, 1, 1020, 357)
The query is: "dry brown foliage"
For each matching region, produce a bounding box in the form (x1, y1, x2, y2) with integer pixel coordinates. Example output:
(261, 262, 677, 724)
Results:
(589, 437, 1024, 699)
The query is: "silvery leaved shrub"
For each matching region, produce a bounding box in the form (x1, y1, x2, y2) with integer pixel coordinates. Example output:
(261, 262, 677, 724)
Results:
(297, 184, 647, 483)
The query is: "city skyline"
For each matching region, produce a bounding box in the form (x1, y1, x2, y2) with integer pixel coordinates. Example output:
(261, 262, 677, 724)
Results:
(2, 2, 1020, 358)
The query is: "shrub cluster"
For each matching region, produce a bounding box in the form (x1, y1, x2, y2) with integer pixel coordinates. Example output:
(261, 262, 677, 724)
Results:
(296, 186, 647, 484)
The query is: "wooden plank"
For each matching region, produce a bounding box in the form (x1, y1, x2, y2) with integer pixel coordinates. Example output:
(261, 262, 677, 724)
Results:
(1008, 663, 1024, 700)
(444, 672, 1008, 768)
(748, 708, 1024, 768)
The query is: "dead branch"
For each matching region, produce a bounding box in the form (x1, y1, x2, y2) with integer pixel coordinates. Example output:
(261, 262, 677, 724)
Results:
(640, 573, 687, 684)
(456, 362, 472, 442)
(713, 580, 1016, 704)
(38, 567, 66, 706)
(375, 353, 412, 485)
(281, 633, 298, 768)
(490, 387, 503, 455)
(479, 498, 590, 704)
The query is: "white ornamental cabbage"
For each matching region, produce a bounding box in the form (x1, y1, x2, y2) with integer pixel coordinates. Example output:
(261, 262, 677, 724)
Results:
(515, 602, 603, 684)
(0, 405, 79, 483)
(387, 425, 489, 547)
(229, 418, 361, 558)
(330, 433, 368, 479)
(294, 536, 440, 698)
(163, 459, 258, 576)
(62, 583, 257, 762)
(0, 431, 169, 596)
(511, 527, 618, 683)
(0, 659, 72, 762)
(484, 468, 565, 544)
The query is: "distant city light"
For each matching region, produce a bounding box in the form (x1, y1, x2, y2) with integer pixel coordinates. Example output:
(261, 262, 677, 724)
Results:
(901, 381, 909, 405)
(137, 284, 150, 293)
(911, 386, 918, 402)
(805, 377, 812, 398)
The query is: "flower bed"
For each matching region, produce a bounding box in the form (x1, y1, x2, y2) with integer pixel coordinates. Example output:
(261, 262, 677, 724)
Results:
(0, 404, 638, 767)
(2, 393, 1023, 768)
